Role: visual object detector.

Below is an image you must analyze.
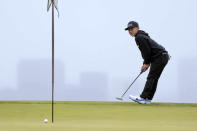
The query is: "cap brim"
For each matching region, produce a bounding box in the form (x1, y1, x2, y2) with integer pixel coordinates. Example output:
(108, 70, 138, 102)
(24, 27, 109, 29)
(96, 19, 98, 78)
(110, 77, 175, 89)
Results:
(125, 27, 129, 30)
(125, 26, 134, 31)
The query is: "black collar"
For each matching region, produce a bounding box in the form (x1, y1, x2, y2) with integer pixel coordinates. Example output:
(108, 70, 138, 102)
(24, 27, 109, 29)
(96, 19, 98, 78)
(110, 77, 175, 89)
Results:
(135, 30, 141, 37)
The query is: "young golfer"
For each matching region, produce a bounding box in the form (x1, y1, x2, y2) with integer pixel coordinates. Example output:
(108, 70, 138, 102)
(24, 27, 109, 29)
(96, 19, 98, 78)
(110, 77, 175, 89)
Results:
(125, 21, 170, 104)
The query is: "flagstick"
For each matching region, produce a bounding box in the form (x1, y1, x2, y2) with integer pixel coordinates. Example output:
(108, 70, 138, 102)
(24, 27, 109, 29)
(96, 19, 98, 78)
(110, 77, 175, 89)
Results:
(52, 0, 55, 123)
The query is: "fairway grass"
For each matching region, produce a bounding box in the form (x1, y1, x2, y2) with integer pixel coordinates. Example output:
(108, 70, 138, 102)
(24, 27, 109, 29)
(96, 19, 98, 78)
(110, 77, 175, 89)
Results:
(0, 101, 197, 131)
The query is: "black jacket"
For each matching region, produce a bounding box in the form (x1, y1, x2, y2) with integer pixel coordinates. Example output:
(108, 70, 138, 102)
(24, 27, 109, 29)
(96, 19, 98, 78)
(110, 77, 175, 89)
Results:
(135, 30, 167, 64)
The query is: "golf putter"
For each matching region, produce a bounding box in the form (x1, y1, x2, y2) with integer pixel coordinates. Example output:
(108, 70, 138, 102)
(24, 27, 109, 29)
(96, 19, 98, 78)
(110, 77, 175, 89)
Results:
(116, 71, 143, 101)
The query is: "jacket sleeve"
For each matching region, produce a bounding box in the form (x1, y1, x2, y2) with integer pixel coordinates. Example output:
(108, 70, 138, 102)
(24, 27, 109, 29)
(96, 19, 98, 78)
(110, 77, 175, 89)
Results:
(136, 36, 151, 64)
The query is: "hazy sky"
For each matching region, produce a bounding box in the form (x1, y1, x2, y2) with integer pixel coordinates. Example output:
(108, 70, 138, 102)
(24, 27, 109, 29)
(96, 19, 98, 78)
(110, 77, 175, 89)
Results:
(0, 0, 197, 102)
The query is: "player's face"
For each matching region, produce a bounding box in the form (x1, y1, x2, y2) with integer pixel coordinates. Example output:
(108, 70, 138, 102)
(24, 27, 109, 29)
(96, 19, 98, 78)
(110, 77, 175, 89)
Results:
(128, 27, 139, 37)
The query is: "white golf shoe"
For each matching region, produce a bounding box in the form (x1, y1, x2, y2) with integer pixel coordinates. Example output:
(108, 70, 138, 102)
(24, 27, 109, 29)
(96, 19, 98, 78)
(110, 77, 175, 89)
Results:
(129, 95, 151, 104)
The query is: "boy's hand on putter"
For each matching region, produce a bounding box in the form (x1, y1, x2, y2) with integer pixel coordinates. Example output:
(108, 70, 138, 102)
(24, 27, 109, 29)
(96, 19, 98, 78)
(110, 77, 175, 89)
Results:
(141, 64, 150, 72)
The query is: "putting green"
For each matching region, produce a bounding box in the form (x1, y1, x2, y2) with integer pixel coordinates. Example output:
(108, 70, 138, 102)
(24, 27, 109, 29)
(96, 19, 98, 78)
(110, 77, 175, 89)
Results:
(0, 101, 197, 131)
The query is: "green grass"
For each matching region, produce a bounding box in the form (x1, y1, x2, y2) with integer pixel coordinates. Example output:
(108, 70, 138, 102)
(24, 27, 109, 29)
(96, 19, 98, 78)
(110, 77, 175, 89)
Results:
(0, 101, 197, 131)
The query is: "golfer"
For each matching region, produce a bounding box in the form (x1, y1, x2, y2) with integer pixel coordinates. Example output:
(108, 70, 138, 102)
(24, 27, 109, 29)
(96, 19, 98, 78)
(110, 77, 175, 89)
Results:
(125, 21, 170, 104)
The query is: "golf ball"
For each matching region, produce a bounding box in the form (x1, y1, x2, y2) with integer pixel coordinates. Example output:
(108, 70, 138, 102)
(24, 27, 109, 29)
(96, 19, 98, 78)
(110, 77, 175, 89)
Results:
(44, 118, 48, 123)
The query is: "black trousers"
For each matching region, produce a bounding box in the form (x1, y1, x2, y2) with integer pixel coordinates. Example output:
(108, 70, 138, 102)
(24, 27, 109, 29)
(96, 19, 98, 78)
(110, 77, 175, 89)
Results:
(140, 53, 169, 100)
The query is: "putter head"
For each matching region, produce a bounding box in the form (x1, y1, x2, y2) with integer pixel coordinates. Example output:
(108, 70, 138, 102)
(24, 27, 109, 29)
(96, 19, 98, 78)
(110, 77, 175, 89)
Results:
(116, 97, 123, 101)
